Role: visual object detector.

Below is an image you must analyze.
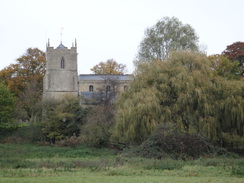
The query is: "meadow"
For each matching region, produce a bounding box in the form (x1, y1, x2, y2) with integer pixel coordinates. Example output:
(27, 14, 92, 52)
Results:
(0, 143, 244, 183)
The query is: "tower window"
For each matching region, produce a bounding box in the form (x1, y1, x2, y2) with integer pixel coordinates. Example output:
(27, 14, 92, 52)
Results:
(61, 57, 65, 69)
(124, 85, 128, 91)
(89, 85, 93, 92)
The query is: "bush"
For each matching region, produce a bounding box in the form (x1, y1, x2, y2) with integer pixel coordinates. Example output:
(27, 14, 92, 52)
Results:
(15, 125, 44, 142)
(79, 104, 115, 148)
(56, 135, 80, 148)
(0, 124, 44, 143)
(0, 83, 15, 125)
(41, 97, 90, 143)
(132, 123, 227, 159)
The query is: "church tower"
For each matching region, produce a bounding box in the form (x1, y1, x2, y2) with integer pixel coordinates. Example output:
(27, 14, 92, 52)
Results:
(43, 40, 78, 100)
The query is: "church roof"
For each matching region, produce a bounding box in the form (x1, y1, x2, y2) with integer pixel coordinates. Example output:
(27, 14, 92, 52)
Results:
(57, 42, 66, 49)
(78, 74, 133, 81)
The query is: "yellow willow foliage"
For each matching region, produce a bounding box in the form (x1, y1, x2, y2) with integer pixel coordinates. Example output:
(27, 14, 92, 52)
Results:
(115, 87, 161, 143)
(221, 132, 244, 149)
(168, 51, 212, 76)
(114, 51, 244, 145)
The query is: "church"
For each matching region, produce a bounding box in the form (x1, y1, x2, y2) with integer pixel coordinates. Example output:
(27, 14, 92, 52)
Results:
(43, 40, 132, 103)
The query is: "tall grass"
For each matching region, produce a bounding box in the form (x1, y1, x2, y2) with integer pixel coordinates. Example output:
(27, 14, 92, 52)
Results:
(0, 143, 243, 182)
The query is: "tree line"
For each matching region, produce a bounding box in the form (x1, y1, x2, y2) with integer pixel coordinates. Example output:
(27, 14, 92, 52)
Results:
(0, 16, 244, 156)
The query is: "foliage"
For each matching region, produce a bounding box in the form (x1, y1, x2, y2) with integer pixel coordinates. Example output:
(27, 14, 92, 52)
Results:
(15, 79, 43, 122)
(0, 83, 15, 127)
(42, 97, 90, 143)
(209, 54, 241, 80)
(91, 59, 127, 74)
(17, 125, 43, 142)
(56, 135, 79, 148)
(222, 41, 244, 75)
(0, 48, 46, 97)
(80, 104, 115, 148)
(136, 16, 199, 62)
(221, 133, 244, 152)
(114, 51, 244, 149)
(0, 124, 44, 144)
(0, 48, 46, 123)
(132, 123, 226, 159)
(94, 76, 120, 104)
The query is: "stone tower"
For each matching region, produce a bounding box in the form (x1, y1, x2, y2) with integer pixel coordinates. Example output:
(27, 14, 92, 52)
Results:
(43, 40, 78, 100)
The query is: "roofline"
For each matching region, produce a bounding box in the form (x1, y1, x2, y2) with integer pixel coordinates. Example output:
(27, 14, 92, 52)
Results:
(78, 74, 133, 76)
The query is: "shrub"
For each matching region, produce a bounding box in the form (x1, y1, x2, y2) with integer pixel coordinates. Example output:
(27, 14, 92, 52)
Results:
(56, 135, 80, 148)
(132, 123, 227, 159)
(79, 104, 115, 148)
(0, 124, 44, 143)
(0, 83, 15, 126)
(42, 97, 90, 143)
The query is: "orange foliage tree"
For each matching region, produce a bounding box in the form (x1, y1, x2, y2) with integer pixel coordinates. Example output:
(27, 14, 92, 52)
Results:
(91, 59, 127, 75)
(0, 48, 46, 122)
(0, 48, 46, 97)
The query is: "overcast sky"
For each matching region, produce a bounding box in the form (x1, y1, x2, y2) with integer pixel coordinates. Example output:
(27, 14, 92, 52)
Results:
(0, 0, 244, 74)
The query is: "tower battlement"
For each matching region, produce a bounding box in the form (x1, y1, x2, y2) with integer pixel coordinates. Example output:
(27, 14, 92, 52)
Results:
(43, 40, 79, 101)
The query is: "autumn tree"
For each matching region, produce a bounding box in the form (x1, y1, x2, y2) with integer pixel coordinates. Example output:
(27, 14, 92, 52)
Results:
(0, 48, 46, 97)
(0, 48, 46, 122)
(91, 59, 127, 74)
(114, 51, 244, 149)
(222, 41, 244, 76)
(136, 17, 199, 62)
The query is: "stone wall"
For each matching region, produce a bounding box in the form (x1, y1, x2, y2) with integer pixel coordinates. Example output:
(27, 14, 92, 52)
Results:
(43, 43, 78, 101)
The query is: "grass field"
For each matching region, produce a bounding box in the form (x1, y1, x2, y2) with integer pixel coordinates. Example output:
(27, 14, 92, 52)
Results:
(0, 144, 243, 183)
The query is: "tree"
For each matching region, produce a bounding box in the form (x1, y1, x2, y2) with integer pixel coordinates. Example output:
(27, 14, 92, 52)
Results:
(114, 51, 244, 148)
(95, 76, 121, 104)
(136, 17, 199, 62)
(0, 48, 46, 122)
(79, 104, 115, 147)
(222, 42, 244, 75)
(0, 48, 46, 97)
(209, 54, 241, 80)
(0, 83, 15, 127)
(15, 80, 43, 122)
(91, 59, 127, 74)
(42, 97, 89, 143)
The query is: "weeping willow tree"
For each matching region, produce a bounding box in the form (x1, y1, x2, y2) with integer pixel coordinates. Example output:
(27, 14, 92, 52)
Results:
(114, 51, 244, 147)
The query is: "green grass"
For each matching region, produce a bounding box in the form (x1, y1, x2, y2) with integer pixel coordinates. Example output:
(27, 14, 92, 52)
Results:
(0, 143, 116, 159)
(0, 143, 244, 183)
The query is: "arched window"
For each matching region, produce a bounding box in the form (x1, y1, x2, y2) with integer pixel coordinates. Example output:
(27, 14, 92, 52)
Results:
(89, 85, 93, 92)
(61, 57, 65, 69)
(124, 85, 128, 91)
(106, 85, 110, 92)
